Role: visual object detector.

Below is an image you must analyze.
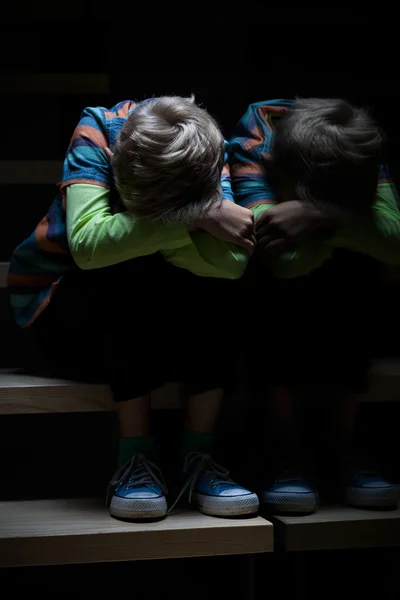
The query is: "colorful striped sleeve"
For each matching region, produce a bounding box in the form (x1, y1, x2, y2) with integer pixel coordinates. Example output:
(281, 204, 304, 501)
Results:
(221, 142, 235, 203)
(228, 102, 285, 212)
(60, 106, 111, 190)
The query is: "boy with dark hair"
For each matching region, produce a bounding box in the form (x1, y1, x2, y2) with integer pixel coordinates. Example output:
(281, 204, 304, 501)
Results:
(229, 97, 400, 514)
(9, 96, 259, 520)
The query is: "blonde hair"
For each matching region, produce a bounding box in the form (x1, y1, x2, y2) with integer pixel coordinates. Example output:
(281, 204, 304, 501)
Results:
(112, 96, 224, 223)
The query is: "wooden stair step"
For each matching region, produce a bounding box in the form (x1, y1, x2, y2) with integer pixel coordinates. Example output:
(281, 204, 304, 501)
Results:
(0, 370, 184, 413)
(273, 505, 400, 551)
(0, 498, 273, 567)
(1, 360, 400, 415)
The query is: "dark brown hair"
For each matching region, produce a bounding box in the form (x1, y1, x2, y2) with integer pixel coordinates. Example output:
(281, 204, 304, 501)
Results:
(272, 97, 384, 211)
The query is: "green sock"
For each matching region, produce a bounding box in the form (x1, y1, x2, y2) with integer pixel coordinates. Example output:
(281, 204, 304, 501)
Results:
(181, 428, 215, 460)
(117, 435, 156, 466)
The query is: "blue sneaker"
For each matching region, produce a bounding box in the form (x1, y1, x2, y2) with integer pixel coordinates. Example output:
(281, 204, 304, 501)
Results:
(108, 454, 168, 520)
(173, 452, 259, 517)
(260, 471, 318, 514)
(341, 461, 399, 509)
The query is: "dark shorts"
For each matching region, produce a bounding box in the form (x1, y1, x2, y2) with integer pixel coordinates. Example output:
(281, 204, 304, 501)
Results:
(27, 254, 235, 402)
(241, 249, 383, 393)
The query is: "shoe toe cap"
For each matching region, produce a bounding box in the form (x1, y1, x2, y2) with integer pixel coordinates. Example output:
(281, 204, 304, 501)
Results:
(272, 484, 314, 495)
(218, 487, 253, 497)
(361, 479, 398, 490)
(122, 491, 161, 499)
(117, 485, 162, 499)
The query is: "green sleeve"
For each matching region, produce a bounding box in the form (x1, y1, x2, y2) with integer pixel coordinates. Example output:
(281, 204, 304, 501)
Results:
(161, 232, 249, 279)
(66, 183, 192, 269)
(251, 204, 274, 219)
(329, 183, 400, 265)
(264, 241, 333, 278)
(66, 183, 248, 278)
(252, 204, 334, 278)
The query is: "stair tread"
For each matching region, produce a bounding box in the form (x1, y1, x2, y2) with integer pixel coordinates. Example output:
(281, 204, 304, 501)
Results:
(2, 361, 400, 414)
(0, 369, 183, 412)
(0, 498, 272, 567)
(273, 505, 400, 551)
(0, 369, 106, 388)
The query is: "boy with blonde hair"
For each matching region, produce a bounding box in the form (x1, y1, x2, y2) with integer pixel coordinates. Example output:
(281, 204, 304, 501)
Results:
(9, 96, 259, 520)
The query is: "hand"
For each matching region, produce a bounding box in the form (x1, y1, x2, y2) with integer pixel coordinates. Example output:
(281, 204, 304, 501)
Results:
(255, 200, 330, 256)
(194, 201, 256, 254)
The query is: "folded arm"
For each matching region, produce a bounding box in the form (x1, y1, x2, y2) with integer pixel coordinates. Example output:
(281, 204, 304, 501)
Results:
(255, 179, 400, 276)
(66, 184, 192, 269)
(253, 204, 334, 277)
(67, 183, 249, 278)
(329, 181, 400, 265)
(229, 102, 333, 277)
(162, 232, 248, 279)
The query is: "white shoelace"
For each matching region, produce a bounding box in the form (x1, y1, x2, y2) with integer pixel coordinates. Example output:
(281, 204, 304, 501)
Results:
(107, 454, 168, 505)
(169, 451, 234, 513)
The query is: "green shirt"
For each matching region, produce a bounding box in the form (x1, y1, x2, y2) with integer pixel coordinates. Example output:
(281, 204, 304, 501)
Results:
(252, 183, 400, 278)
(66, 184, 248, 279)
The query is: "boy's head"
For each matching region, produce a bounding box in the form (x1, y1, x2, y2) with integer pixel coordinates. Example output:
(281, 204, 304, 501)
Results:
(112, 96, 224, 223)
(271, 98, 384, 212)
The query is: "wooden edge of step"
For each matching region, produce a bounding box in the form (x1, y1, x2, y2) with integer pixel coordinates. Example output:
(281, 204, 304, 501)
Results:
(0, 371, 185, 412)
(0, 498, 273, 567)
(1, 362, 400, 415)
(272, 505, 400, 551)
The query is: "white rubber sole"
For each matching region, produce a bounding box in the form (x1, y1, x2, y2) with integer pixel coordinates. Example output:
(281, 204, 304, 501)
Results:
(345, 485, 399, 509)
(260, 490, 318, 515)
(193, 492, 260, 517)
(109, 495, 168, 520)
